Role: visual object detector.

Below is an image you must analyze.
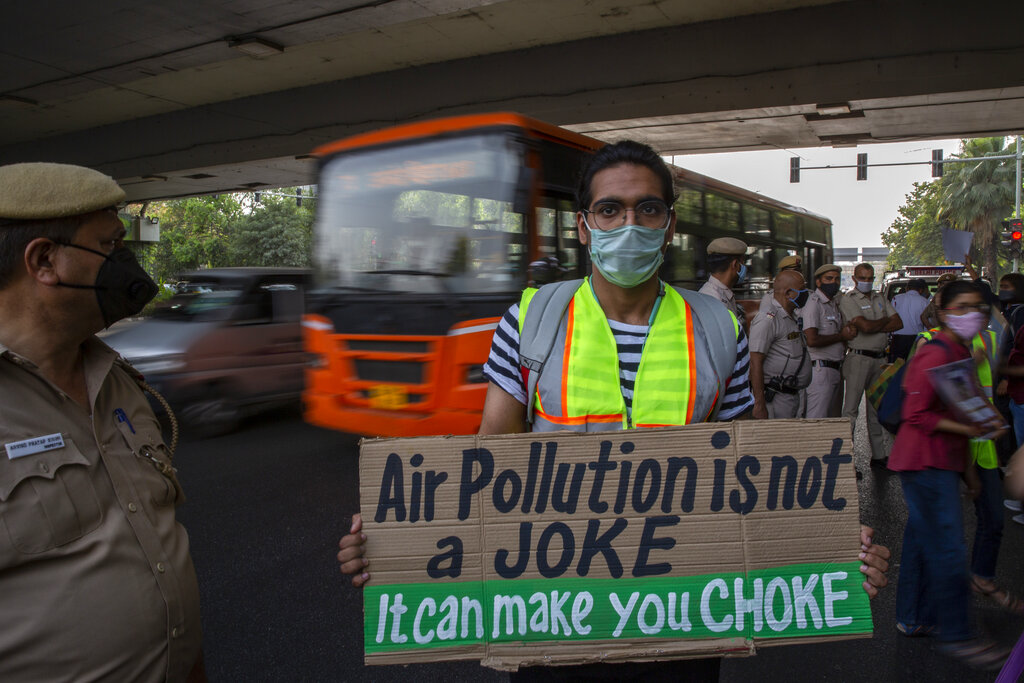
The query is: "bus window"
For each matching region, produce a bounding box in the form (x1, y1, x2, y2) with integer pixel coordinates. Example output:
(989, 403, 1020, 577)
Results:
(537, 206, 557, 254)
(558, 204, 581, 276)
(675, 187, 703, 227)
(773, 247, 798, 272)
(745, 206, 771, 237)
(536, 198, 582, 277)
(775, 212, 798, 243)
(664, 232, 698, 284)
(315, 130, 529, 294)
(803, 219, 828, 245)
(396, 189, 471, 226)
(705, 193, 741, 232)
(748, 246, 772, 281)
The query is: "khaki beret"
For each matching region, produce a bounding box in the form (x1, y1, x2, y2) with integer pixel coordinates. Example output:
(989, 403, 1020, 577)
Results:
(777, 255, 802, 271)
(0, 162, 125, 220)
(937, 273, 958, 284)
(707, 237, 747, 256)
(814, 263, 841, 278)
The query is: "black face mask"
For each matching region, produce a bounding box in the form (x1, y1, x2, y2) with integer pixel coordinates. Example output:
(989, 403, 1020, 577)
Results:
(819, 282, 840, 299)
(56, 243, 159, 327)
(998, 289, 1017, 303)
(788, 289, 810, 308)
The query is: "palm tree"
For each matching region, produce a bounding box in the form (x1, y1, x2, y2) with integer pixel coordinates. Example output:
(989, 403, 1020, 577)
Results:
(937, 137, 1017, 279)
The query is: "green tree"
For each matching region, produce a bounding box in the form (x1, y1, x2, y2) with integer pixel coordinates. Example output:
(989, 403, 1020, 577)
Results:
(144, 194, 243, 282)
(228, 192, 314, 267)
(882, 182, 946, 268)
(937, 137, 1017, 278)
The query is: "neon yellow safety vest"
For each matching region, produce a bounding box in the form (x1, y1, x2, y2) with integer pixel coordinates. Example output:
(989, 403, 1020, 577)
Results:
(519, 280, 738, 431)
(915, 328, 999, 469)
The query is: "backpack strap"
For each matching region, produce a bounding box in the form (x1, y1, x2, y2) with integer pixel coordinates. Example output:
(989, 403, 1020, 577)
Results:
(672, 286, 739, 418)
(518, 279, 584, 425)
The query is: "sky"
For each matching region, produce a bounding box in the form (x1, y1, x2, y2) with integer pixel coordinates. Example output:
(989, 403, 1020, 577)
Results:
(671, 139, 965, 249)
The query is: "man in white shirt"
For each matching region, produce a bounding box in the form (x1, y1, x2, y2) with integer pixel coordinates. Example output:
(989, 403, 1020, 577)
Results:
(890, 278, 929, 360)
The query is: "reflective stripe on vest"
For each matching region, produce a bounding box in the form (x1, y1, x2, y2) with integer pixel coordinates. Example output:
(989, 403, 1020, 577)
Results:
(519, 281, 719, 432)
(916, 328, 999, 469)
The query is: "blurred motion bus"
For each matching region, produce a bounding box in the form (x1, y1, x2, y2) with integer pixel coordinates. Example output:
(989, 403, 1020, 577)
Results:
(303, 113, 832, 437)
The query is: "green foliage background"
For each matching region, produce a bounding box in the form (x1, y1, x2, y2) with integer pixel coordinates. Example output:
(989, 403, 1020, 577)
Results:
(883, 137, 1020, 277)
(129, 189, 314, 285)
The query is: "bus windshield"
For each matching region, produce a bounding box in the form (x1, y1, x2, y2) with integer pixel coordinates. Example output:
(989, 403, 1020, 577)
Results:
(315, 131, 529, 294)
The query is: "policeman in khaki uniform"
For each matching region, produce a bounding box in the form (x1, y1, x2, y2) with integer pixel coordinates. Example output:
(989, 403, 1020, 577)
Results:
(758, 254, 803, 313)
(839, 262, 903, 465)
(0, 163, 203, 681)
(802, 264, 856, 418)
(749, 269, 812, 419)
(698, 236, 748, 323)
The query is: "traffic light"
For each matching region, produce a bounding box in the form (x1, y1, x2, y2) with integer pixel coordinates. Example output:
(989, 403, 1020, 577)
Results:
(856, 153, 868, 181)
(931, 149, 944, 178)
(1002, 219, 1023, 253)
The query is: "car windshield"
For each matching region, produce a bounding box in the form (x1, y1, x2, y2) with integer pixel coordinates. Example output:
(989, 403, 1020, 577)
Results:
(152, 284, 245, 321)
(314, 131, 529, 294)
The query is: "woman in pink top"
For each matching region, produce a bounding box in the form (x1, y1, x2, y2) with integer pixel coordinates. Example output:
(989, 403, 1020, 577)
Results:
(889, 280, 1008, 670)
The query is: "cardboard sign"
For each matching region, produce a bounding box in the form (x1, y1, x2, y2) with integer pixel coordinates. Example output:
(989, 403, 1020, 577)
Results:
(359, 419, 870, 670)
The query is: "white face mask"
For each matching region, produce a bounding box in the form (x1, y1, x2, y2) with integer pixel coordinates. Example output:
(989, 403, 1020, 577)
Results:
(855, 281, 872, 293)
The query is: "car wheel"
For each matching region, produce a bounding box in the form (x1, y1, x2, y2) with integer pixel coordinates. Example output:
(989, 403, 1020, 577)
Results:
(180, 390, 242, 438)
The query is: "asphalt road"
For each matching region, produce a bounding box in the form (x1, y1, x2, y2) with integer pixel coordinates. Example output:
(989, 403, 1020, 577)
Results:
(173, 408, 1024, 682)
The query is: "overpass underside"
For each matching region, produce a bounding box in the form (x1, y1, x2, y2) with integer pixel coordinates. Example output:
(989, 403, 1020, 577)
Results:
(1, 0, 1022, 201)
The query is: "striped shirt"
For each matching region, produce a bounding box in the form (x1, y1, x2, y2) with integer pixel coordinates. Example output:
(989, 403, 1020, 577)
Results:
(483, 302, 754, 421)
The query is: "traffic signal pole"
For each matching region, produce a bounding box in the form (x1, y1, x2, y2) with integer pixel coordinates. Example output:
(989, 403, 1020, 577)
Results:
(790, 138, 1024, 272)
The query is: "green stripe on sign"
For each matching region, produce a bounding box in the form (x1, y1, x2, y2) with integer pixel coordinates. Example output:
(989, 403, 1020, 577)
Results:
(364, 561, 871, 653)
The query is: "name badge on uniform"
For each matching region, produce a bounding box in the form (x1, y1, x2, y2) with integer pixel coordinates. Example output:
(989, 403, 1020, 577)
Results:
(5, 433, 65, 459)
(861, 305, 871, 310)
(787, 331, 800, 340)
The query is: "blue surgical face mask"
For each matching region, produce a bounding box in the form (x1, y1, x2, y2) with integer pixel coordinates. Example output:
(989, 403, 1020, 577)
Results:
(587, 223, 666, 289)
(856, 280, 872, 294)
(736, 263, 748, 285)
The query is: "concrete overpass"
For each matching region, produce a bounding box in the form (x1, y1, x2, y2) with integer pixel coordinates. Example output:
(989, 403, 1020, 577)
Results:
(2, 0, 1022, 201)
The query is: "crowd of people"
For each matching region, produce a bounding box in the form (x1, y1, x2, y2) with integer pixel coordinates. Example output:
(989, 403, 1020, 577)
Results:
(699, 235, 1024, 670)
(0, 140, 1017, 680)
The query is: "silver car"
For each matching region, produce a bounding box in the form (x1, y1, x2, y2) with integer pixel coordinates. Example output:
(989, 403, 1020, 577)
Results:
(104, 268, 310, 436)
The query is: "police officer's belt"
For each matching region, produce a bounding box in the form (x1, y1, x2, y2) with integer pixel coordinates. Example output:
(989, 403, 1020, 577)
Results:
(812, 359, 843, 370)
(850, 348, 885, 359)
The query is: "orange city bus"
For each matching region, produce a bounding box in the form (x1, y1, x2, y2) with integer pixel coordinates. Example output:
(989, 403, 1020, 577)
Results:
(303, 113, 832, 437)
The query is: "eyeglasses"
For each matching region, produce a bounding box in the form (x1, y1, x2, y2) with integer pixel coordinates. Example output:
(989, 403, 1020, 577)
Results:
(942, 303, 991, 315)
(582, 200, 672, 230)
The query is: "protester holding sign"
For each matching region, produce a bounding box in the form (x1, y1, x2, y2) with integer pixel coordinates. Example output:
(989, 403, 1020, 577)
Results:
(339, 140, 890, 678)
(888, 280, 1009, 670)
